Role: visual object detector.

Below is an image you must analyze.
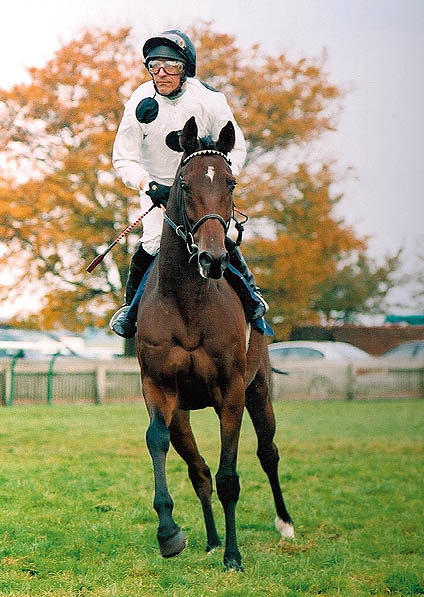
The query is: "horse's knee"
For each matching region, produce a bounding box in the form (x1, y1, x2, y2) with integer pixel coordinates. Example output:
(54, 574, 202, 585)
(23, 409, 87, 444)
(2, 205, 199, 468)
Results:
(146, 419, 170, 454)
(216, 472, 240, 503)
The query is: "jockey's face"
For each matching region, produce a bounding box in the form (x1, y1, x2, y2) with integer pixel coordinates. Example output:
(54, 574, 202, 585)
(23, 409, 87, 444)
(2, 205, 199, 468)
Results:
(151, 65, 183, 96)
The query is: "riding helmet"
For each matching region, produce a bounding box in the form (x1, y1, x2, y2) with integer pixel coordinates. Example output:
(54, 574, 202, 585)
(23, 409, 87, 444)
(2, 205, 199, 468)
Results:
(143, 30, 196, 77)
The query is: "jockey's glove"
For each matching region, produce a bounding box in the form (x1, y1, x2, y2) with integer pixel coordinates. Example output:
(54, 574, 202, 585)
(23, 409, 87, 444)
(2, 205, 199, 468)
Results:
(146, 181, 171, 208)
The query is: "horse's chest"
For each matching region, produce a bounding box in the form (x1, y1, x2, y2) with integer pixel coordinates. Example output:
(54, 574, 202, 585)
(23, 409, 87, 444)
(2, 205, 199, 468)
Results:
(166, 343, 220, 379)
(159, 343, 235, 409)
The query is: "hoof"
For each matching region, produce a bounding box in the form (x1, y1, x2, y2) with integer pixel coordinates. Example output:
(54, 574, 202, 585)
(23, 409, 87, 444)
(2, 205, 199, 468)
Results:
(224, 553, 243, 571)
(224, 559, 244, 572)
(275, 515, 295, 539)
(159, 527, 187, 558)
(206, 539, 222, 553)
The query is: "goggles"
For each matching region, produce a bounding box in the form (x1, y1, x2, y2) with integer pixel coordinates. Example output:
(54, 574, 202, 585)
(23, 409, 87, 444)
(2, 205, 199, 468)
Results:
(147, 59, 185, 75)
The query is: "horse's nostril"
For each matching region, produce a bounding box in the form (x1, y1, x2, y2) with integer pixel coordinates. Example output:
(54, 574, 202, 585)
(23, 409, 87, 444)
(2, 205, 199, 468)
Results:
(199, 252, 213, 267)
(198, 251, 229, 280)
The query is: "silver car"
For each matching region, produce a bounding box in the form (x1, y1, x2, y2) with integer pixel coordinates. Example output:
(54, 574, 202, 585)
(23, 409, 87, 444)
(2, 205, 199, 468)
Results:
(379, 340, 424, 363)
(268, 340, 371, 400)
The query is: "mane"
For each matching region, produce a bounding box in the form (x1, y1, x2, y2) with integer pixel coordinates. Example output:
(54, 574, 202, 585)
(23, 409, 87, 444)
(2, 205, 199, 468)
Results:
(199, 135, 217, 150)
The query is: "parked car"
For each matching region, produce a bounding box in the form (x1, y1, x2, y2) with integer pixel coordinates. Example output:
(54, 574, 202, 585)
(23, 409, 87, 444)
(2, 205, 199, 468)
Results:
(269, 340, 370, 362)
(0, 327, 123, 360)
(0, 327, 60, 343)
(0, 340, 77, 360)
(268, 341, 372, 400)
(379, 340, 424, 362)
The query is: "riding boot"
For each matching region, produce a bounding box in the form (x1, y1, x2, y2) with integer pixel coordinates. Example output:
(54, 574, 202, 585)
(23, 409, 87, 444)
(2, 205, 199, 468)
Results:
(109, 244, 155, 338)
(225, 238, 269, 321)
(125, 244, 155, 305)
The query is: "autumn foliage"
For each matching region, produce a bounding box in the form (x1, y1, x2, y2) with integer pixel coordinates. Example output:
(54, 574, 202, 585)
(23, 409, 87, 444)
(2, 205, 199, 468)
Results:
(0, 24, 399, 338)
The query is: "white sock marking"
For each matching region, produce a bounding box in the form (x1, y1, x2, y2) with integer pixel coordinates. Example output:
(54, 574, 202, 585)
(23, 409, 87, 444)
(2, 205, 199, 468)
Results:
(275, 516, 295, 539)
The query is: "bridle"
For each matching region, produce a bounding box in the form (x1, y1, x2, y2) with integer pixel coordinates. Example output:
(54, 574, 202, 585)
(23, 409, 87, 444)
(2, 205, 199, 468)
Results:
(163, 149, 248, 262)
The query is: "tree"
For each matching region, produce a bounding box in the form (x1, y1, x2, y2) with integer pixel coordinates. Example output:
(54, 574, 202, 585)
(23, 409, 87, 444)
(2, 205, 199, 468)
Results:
(0, 23, 400, 341)
(313, 251, 403, 323)
(239, 163, 366, 335)
(0, 28, 143, 331)
(409, 240, 424, 311)
(192, 25, 398, 337)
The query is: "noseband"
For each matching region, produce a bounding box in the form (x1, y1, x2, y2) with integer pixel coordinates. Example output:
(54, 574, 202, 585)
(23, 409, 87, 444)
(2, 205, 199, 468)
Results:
(163, 150, 237, 261)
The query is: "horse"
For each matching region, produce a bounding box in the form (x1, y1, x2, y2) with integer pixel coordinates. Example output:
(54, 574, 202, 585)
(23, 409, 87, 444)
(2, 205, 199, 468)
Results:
(136, 116, 294, 571)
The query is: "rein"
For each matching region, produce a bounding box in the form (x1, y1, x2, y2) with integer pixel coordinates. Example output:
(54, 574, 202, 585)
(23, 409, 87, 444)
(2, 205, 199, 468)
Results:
(163, 149, 248, 260)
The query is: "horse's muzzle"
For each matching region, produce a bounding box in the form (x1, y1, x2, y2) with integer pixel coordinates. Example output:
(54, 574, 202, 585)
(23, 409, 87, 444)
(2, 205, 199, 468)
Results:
(198, 250, 229, 279)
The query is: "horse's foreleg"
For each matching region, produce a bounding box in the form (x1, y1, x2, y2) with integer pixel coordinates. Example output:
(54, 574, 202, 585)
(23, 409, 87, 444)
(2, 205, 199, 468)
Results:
(170, 410, 222, 552)
(246, 375, 295, 540)
(215, 381, 245, 571)
(144, 381, 186, 558)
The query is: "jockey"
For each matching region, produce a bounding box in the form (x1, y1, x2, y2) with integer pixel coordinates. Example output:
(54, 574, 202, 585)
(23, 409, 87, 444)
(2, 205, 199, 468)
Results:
(110, 29, 268, 338)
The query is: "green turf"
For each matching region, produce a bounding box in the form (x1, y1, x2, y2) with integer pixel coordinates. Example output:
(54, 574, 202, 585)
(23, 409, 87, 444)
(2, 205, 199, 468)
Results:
(0, 400, 423, 596)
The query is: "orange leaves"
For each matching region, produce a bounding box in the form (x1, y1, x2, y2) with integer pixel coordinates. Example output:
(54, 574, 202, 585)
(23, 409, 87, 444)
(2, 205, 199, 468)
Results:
(0, 23, 376, 334)
(0, 27, 140, 327)
(191, 23, 341, 155)
(239, 159, 366, 338)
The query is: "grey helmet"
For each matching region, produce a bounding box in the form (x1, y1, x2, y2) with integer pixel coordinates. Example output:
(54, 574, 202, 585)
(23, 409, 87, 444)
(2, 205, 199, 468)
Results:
(143, 30, 196, 77)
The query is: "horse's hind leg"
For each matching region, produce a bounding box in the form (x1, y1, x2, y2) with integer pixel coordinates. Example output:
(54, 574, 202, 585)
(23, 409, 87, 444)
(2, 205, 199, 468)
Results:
(170, 410, 222, 552)
(246, 372, 295, 539)
(215, 384, 245, 571)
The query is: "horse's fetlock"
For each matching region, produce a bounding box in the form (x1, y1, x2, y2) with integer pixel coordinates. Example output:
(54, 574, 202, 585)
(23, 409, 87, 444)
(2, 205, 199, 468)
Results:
(153, 493, 174, 515)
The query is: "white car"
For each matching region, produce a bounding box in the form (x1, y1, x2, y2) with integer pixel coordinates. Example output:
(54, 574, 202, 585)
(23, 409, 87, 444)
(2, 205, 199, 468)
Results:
(0, 340, 76, 360)
(379, 340, 424, 362)
(268, 341, 371, 400)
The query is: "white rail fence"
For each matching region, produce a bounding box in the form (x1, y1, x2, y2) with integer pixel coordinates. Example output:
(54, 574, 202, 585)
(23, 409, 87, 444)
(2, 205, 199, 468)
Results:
(0, 356, 423, 405)
(0, 357, 142, 406)
(271, 359, 424, 401)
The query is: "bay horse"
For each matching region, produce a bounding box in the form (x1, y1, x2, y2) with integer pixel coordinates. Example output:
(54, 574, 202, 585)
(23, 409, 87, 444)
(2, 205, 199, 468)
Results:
(136, 116, 294, 570)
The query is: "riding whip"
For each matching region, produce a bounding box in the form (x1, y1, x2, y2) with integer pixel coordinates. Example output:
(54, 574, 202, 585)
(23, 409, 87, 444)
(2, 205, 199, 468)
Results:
(86, 204, 155, 273)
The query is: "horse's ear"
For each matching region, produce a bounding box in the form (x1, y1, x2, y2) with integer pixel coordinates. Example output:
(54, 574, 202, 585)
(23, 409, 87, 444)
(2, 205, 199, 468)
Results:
(180, 116, 199, 155)
(217, 121, 235, 155)
(165, 130, 184, 152)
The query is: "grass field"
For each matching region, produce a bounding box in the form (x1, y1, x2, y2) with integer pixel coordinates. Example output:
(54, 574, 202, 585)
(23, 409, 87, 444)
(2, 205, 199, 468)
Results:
(0, 399, 423, 596)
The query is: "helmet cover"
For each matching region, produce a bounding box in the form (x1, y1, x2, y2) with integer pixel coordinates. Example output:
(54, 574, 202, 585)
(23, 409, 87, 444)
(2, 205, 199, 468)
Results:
(143, 30, 196, 77)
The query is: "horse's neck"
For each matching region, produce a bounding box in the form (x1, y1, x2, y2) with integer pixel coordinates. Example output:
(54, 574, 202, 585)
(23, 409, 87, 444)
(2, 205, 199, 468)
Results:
(158, 219, 210, 306)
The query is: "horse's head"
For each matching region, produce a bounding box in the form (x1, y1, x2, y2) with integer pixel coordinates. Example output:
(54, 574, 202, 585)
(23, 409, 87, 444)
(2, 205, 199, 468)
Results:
(166, 116, 236, 280)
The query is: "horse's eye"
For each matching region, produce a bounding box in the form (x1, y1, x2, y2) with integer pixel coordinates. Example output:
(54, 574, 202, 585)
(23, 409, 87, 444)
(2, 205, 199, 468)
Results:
(228, 180, 237, 193)
(181, 180, 191, 193)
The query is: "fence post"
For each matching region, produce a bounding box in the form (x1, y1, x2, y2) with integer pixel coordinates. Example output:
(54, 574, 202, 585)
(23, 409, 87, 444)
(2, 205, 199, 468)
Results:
(94, 364, 106, 404)
(346, 363, 355, 400)
(1, 368, 8, 406)
(47, 352, 60, 405)
(9, 351, 24, 406)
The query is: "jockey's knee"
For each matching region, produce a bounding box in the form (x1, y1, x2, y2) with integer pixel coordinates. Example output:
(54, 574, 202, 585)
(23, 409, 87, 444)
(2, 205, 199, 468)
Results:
(141, 236, 161, 256)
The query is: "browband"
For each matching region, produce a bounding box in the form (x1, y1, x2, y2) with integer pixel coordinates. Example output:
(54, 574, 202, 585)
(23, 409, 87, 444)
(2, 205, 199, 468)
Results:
(182, 149, 232, 167)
